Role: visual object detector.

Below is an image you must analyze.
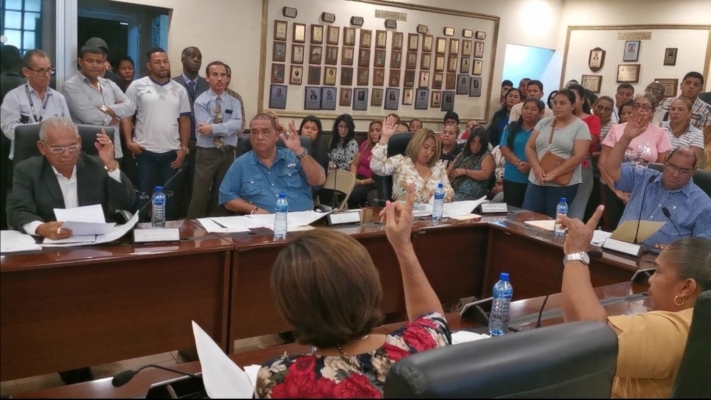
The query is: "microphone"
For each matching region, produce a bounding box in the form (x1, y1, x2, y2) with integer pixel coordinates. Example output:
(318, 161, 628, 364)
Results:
(112, 364, 200, 387)
(137, 160, 190, 215)
(633, 175, 657, 244)
(661, 206, 682, 239)
(535, 249, 602, 329)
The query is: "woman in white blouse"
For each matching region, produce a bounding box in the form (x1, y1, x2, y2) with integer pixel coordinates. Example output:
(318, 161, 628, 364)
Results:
(661, 97, 704, 160)
(328, 114, 359, 170)
(371, 116, 454, 203)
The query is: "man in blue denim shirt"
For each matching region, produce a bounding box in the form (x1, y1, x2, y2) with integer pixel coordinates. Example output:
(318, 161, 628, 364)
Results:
(219, 114, 325, 213)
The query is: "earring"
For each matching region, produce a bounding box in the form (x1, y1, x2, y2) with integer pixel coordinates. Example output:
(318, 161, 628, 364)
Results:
(674, 295, 685, 307)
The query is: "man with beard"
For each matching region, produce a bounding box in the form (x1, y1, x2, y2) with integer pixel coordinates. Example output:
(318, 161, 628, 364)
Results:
(123, 48, 191, 222)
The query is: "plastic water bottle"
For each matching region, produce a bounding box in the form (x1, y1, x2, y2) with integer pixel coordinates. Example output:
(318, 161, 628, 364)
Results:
(432, 183, 445, 220)
(151, 186, 166, 228)
(554, 197, 568, 236)
(489, 272, 513, 336)
(273, 193, 288, 240)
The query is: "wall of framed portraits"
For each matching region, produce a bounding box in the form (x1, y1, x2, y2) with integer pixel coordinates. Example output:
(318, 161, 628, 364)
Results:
(560, 25, 711, 99)
(260, 0, 499, 126)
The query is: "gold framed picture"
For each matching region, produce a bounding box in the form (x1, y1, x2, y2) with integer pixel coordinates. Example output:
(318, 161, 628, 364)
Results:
(403, 88, 414, 105)
(474, 41, 485, 58)
(475, 31, 486, 40)
(291, 44, 304, 64)
(443, 27, 454, 36)
(408, 33, 419, 51)
(374, 49, 386, 68)
(406, 52, 417, 70)
(371, 88, 384, 106)
(420, 53, 431, 70)
(581, 74, 602, 93)
(271, 63, 285, 83)
(472, 59, 483, 76)
(419, 71, 430, 88)
(460, 58, 470, 74)
(343, 27, 356, 46)
(462, 40, 473, 57)
(308, 66, 321, 85)
(342, 47, 354, 66)
(617, 64, 640, 83)
(357, 67, 369, 85)
(389, 69, 401, 86)
(274, 20, 288, 41)
(447, 55, 458, 72)
(375, 30, 387, 49)
(390, 50, 402, 68)
(436, 37, 446, 55)
(663, 48, 678, 66)
(293, 23, 306, 43)
(327, 26, 340, 45)
(309, 46, 322, 64)
(323, 67, 337, 86)
(431, 90, 442, 107)
(404, 70, 415, 88)
(373, 68, 385, 86)
(311, 24, 324, 44)
(423, 35, 433, 52)
(392, 32, 403, 50)
(289, 65, 302, 85)
(359, 48, 371, 67)
(462, 29, 473, 38)
(655, 78, 679, 97)
(435, 55, 445, 72)
(340, 88, 353, 106)
(272, 42, 286, 62)
(360, 29, 372, 48)
(445, 72, 456, 90)
(341, 67, 353, 85)
(449, 39, 459, 55)
(325, 46, 339, 65)
(433, 72, 443, 89)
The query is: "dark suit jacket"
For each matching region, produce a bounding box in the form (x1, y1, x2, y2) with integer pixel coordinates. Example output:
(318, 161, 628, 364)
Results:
(6, 153, 136, 232)
(172, 74, 208, 103)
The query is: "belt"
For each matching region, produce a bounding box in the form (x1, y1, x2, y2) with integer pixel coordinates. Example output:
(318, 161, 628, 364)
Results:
(198, 145, 236, 152)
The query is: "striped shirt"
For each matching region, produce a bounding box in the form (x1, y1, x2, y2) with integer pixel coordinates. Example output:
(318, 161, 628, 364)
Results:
(616, 164, 711, 246)
(660, 121, 704, 150)
(658, 97, 711, 131)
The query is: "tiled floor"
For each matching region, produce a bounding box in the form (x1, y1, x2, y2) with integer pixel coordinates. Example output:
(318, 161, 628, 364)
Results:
(0, 334, 285, 398)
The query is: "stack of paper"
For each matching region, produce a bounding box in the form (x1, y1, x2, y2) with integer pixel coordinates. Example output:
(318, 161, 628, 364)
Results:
(1, 230, 41, 253)
(199, 211, 330, 233)
(443, 197, 487, 218)
(524, 219, 556, 231)
(41, 213, 139, 248)
(610, 220, 665, 243)
(451, 331, 491, 344)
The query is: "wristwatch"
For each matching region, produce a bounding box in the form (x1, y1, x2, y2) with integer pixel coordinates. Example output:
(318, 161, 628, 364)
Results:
(563, 252, 590, 266)
(99, 105, 108, 113)
(181, 146, 190, 155)
(296, 148, 309, 160)
(104, 160, 119, 173)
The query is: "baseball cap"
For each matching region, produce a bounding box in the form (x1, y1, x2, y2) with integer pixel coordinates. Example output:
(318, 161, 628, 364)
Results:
(85, 37, 108, 52)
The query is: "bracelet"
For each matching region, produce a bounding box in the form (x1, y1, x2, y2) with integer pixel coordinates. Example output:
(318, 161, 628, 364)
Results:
(104, 160, 119, 172)
(250, 206, 259, 214)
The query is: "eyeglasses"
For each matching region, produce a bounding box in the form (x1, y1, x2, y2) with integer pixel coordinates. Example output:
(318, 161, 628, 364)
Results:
(46, 144, 80, 154)
(632, 103, 653, 112)
(665, 162, 693, 176)
(27, 67, 55, 76)
(645, 87, 664, 95)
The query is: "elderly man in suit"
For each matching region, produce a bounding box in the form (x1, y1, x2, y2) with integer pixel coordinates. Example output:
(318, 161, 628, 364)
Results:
(6, 117, 135, 239)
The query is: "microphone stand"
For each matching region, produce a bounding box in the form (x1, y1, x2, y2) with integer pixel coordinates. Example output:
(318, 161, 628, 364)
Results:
(331, 166, 339, 211)
(633, 175, 656, 244)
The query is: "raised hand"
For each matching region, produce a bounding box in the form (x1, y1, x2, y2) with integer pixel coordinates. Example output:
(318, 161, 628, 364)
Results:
(382, 183, 415, 250)
(622, 112, 648, 140)
(381, 115, 397, 141)
(560, 205, 604, 255)
(280, 120, 303, 154)
(94, 130, 116, 169)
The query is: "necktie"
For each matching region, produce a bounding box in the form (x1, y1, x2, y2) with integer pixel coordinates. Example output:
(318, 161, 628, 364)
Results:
(213, 96, 224, 149)
(187, 81, 197, 101)
(187, 81, 197, 139)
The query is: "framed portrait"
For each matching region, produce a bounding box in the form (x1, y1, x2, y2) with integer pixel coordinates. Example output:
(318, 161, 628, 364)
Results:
(351, 16, 364, 26)
(456, 74, 469, 95)
(282, 6, 297, 19)
(392, 32, 403, 50)
(269, 84, 287, 109)
(323, 67, 337, 86)
(581, 74, 602, 94)
(271, 63, 285, 83)
(404, 70, 415, 88)
(390, 50, 402, 68)
(341, 67, 353, 86)
(420, 53, 431, 70)
(291, 44, 304, 64)
(293, 23, 306, 43)
(304, 86, 321, 110)
(402, 88, 414, 105)
(655, 78, 679, 98)
(433, 72, 443, 89)
(447, 55, 458, 72)
(423, 35, 433, 52)
(415, 88, 429, 110)
(374, 49, 387, 68)
(443, 27, 454, 36)
(434, 55, 445, 72)
(462, 40, 473, 57)
(327, 26, 340, 45)
(376, 30, 387, 49)
(309, 46, 322, 64)
(617, 64, 640, 83)
(353, 88, 368, 111)
(371, 88, 384, 107)
(384, 88, 400, 110)
(357, 67, 369, 85)
(358, 48, 371, 67)
(474, 41, 485, 58)
(384, 19, 397, 29)
(408, 33, 419, 51)
(449, 39, 459, 55)
(406, 52, 418, 70)
(307, 66, 321, 85)
(475, 31, 486, 40)
(623, 41, 640, 62)
(373, 68, 385, 86)
(418, 71, 430, 88)
(416, 24, 428, 34)
(431, 90, 442, 108)
(321, 87, 337, 110)
(460, 58, 470, 74)
(436, 37, 447, 55)
(321, 12, 336, 23)
(273, 41, 286, 62)
(389, 69, 401, 86)
(664, 48, 677, 66)
(469, 77, 482, 97)
(588, 47, 605, 73)
(340, 88, 353, 107)
(472, 59, 483, 76)
(289, 65, 303, 85)
(441, 90, 455, 111)
(445, 72, 456, 90)
(360, 29, 372, 48)
(462, 29, 473, 38)
(325, 46, 339, 65)
(311, 25, 324, 44)
(344, 27, 356, 46)
(342, 46, 354, 66)
(274, 20, 288, 41)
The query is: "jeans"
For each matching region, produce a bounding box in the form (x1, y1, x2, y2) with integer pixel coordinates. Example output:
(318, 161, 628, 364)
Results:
(522, 182, 580, 218)
(568, 159, 593, 220)
(187, 147, 235, 218)
(503, 180, 528, 208)
(135, 150, 183, 222)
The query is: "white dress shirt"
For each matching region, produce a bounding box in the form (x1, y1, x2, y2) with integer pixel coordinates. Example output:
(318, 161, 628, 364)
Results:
(23, 165, 122, 235)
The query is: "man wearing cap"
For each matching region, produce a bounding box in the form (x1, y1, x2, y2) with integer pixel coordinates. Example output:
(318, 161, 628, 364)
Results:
(84, 37, 126, 92)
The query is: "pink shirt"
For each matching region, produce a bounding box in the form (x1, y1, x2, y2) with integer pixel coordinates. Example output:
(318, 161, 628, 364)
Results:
(357, 140, 374, 178)
(602, 123, 672, 168)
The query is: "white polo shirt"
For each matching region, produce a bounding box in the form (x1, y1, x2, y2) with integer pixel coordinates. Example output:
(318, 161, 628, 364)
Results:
(125, 77, 191, 153)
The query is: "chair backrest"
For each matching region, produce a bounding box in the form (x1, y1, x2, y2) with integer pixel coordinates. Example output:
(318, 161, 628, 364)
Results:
(317, 170, 356, 211)
(14, 124, 114, 165)
(372, 133, 413, 206)
(647, 163, 711, 198)
(671, 290, 711, 398)
(235, 133, 311, 159)
(384, 321, 618, 399)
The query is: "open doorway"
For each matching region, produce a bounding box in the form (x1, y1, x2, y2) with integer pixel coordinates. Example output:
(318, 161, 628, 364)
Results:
(502, 44, 558, 101)
(77, 17, 128, 71)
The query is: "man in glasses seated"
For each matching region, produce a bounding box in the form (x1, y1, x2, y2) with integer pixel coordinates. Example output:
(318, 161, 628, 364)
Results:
(6, 117, 135, 240)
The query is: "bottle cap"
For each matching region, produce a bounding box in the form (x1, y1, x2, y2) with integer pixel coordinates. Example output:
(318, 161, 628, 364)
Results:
(278, 193, 286, 198)
(438, 182, 443, 188)
(499, 272, 509, 281)
(560, 197, 566, 203)
(155, 186, 162, 192)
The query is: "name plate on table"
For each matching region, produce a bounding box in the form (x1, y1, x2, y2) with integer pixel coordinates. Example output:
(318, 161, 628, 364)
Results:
(134, 228, 180, 243)
(327, 211, 361, 225)
(480, 203, 508, 213)
(602, 237, 641, 257)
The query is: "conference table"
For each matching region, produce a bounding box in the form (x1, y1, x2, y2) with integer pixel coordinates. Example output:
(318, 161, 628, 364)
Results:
(11, 281, 651, 399)
(0, 208, 654, 383)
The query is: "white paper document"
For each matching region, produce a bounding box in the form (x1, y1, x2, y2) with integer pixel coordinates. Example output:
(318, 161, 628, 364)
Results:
(0, 230, 42, 253)
(198, 216, 262, 233)
(43, 235, 97, 245)
(451, 331, 491, 345)
(524, 219, 556, 231)
(591, 230, 612, 246)
(53, 204, 116, 235)
(41, 213, 138, 247)
(247, 210, 330, 232)
(192, 321, 259, 399)
(59, 221, 116, 236)
(443, 197, 487, 218)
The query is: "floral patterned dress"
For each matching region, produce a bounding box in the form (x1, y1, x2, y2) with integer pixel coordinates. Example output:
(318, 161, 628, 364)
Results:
(254, 313, 451, 398)
(451, 151, 493, 201)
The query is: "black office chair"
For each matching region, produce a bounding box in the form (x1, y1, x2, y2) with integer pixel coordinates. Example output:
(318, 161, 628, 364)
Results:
(648, 163, 711, 197)
(384, 321, 618, 399)
(671, 289, 711, 398)
(372, 132, 413, 206)
(235, 133, 311, 159)
(13, 124, 115, 165)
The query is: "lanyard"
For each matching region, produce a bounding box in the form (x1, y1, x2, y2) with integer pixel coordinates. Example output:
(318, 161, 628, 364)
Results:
(25, 84, 50, 122)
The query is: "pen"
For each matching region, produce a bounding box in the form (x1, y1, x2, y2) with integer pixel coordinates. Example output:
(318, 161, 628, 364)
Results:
(210, 219, 228, 229)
